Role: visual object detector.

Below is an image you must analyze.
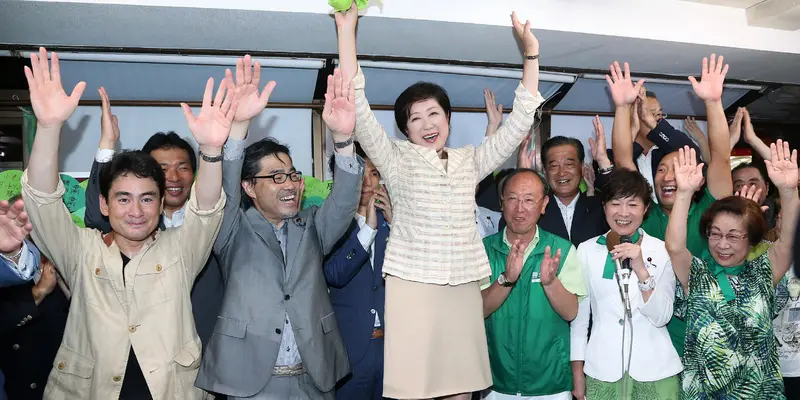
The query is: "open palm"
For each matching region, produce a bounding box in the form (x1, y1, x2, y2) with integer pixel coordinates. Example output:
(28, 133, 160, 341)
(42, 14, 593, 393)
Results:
(689, 54, 728, 102)
(0, 200, 32, 253)
(511, 11, 539, 54)
(24, 47, 86, 128)
(230, 55, 277, 123)
(605, 61, 645, 107)
(673, 146, 705, 193)
(181, 77, 238, 148)
(323, 68, 356, 138)
(765, 139, 799, 191)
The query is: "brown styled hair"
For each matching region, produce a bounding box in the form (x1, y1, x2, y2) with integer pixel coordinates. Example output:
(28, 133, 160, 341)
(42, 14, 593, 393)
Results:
(699, 196, 767, 247)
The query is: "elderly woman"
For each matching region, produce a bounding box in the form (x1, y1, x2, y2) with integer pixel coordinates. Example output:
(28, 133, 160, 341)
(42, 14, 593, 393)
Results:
(570, 169, 682, 400)
(666, 143, 799, 399)
(334, 3, 544, 400)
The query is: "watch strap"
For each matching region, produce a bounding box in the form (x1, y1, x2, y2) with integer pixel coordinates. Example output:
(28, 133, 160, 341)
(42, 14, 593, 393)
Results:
(638, 276, 656, 291)
(525, 54, 539, 61)
(199, 150, 223, 163)
(333, 136, 354, 149)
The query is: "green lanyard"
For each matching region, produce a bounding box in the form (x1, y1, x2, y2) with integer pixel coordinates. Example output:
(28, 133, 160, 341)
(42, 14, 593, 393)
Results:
(597, 230, 642, 280)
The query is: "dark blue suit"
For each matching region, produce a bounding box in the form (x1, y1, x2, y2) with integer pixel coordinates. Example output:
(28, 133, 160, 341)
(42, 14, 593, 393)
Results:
(324, 211, 389, 400)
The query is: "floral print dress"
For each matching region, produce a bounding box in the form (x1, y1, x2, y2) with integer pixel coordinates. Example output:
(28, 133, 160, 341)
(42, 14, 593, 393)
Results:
(682, 252, 789, 399)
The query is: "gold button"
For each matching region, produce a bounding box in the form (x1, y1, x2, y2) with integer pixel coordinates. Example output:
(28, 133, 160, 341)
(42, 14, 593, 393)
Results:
(155, 264, 162, 272)
(57, 362, 65, 370)
(129, 325, 137, 333)
(30, 383, 37, 389)
(12, 344, 19, 350)
(95, 268, 101, 275)
(112, 376, 121, 382)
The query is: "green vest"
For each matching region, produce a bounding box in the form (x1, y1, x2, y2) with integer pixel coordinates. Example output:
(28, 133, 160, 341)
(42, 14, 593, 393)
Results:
(483, 229, 574, 396)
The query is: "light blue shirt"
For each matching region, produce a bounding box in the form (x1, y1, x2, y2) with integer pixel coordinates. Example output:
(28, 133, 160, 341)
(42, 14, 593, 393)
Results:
(0, 240, 41, 287)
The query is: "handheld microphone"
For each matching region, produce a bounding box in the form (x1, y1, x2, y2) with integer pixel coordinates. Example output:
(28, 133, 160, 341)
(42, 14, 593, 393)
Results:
(618, 235, 634, 319)
(615, 259, 633, 319)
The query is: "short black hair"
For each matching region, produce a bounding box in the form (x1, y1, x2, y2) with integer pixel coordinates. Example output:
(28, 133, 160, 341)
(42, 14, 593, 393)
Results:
(541, 136, 585, 168)
(394, 82, 451, 136)
(732, 162, 769, 184)
(600, 169, 653, 211)
(99, 150, 166, 200)
(645, 91, 657, 99)
(329, 141, 368, 179)
(142, 132, 197, 172)
(500, 168, 550, 198)
(241, 138, 293, 207)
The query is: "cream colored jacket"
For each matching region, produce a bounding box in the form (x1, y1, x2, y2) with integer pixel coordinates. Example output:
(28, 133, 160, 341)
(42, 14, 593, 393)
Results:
(352, 66, 545, 285)
(21, 171, 225, 400)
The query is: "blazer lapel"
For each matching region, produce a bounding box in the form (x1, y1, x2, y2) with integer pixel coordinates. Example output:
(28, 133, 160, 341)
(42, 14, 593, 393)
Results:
(591, 242, 625, 315)
(285, 214, 307, 277)
(244, 207, 285, 264)
(374, 212, 390, 281)
(410, 144, 446, 175)
(445, 148, 465, 175)
(570, 193, 588, 241)
(100, 232, 130, 313)
(543, 194, 569, 239)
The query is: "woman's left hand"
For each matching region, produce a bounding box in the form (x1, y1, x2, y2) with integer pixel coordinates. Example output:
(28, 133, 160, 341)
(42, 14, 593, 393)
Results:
(611, 242, 645, 272)
(511, 12, 539, 55)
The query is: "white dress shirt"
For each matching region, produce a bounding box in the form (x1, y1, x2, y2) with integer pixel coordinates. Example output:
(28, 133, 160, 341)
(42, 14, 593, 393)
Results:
(555, 195, 580, 239)
(0, 241, 39, 285)
(476, 206, 502, 239)
(354, 213, 381, 328)
(636, 147, 659, 203)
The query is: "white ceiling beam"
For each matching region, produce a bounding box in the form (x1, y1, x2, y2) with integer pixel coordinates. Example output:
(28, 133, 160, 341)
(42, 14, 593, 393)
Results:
(747, 0, 800, 31)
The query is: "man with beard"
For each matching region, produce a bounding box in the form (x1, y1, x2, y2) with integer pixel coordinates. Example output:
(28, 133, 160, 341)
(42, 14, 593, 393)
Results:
(195, 62, 361, 399)
(607, 56, 734, 357)
(84, 87, 224, 350)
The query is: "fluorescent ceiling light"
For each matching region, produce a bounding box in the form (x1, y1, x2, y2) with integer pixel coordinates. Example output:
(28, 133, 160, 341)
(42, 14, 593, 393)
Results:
(581, 73, 763, 91)
(1, 50, 325, 69)
(356, 60, 577, 84)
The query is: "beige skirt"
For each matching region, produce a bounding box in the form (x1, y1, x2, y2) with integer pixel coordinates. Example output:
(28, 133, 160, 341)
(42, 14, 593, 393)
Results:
(383, 275, 492, 399)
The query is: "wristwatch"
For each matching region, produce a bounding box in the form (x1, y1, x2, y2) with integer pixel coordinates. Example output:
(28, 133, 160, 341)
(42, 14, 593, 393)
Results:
(333, 136, 354, 149)
(638, 276, 656, 292)
(497, 272, 516, 287)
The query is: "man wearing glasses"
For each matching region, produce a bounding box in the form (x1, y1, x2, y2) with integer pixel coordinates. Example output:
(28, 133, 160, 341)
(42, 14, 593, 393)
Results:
(196, 60, 362, 399)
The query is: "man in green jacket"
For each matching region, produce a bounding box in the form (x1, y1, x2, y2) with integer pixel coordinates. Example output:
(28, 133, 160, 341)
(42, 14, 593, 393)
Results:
(481, 169, 587, 400)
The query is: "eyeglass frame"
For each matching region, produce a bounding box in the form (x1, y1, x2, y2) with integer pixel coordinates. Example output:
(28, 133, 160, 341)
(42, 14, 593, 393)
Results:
(706, 230, 748, 244)
(251, 171, 303, 184)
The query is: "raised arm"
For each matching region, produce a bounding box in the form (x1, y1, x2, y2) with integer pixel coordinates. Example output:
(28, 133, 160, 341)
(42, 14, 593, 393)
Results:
(214, 55, 276, 255)
(689, 54, 732, 199)
(684, 117, 711, 162)
(474, 12, 543, 178)
(84, 87, 119, 233)
(742, 107, 772, 160)
(20, 48, 88, 284)
(176, 75, 236, 277)
(315, 68, 363, 254)
(665, 146, 705, 292)
(484, 88, 503, 138)
(335, 4, 398, 173)
(764, 140, 799, 286)
(607, 62, 645, 171)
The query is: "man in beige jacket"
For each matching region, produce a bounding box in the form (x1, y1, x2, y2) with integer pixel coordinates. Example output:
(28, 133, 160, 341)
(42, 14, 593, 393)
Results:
(20, 47, 232, 399)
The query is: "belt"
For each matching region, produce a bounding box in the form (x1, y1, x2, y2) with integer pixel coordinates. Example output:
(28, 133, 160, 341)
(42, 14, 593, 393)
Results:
(371, 327, 384, 339)
(272, 363, 306, 377)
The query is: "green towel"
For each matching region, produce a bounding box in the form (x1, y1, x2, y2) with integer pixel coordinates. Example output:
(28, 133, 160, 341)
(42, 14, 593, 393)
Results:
(329, 0, 371, 12)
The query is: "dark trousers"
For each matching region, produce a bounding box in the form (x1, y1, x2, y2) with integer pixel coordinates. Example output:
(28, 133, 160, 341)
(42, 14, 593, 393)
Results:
(785, 376, 800, 399)
(336, 337, 384, 400)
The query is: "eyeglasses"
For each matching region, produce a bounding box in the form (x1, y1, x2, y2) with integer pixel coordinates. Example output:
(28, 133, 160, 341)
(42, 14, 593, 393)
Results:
(503, 196, 546, 209)
(707, 231, 748, 243)
(253, 171, 303, 184)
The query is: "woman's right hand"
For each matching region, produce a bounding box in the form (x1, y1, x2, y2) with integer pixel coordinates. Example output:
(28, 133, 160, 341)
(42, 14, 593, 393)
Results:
(673, 146, 705, 195)
(511, 11, 539, 55)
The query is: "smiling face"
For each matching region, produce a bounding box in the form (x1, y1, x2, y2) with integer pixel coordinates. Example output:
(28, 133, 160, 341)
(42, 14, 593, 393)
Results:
(653, 151, 701, 210)
(243, 153, 305, 225)
(405, 98, 450, 152)
(604, 195, 648, 237)
(100, 173, 163, 243)
(502, 172, 549, 237)
(150, 147, 194, 212)
(544, 144, 582, 201)
(707, 212, 750, 267)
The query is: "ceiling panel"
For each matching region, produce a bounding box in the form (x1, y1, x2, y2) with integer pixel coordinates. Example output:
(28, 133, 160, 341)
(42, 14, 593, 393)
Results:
(54, 60, 319, 103)
(554, 78, 750, 116)
(361, 67, 563, 108)
(746, 86, 800, 123)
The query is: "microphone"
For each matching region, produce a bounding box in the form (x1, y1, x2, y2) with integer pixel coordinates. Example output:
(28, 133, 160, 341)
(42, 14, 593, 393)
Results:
(618, 235, 633, 319)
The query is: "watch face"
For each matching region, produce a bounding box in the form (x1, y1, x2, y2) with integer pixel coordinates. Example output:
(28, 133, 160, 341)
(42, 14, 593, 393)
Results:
(497, 274, 507, 285)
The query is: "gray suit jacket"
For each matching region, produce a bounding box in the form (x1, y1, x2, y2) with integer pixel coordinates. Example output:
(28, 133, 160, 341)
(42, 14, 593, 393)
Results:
(195, 151, 360, 397)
